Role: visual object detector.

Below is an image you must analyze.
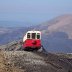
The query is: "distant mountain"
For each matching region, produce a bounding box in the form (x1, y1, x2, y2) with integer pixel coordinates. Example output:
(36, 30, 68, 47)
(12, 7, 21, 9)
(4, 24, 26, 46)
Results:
(0, 27, 32, 45)
(0, 21, 34, 27)
(34, 14, 72, 53)
(0, 14, 72, 53)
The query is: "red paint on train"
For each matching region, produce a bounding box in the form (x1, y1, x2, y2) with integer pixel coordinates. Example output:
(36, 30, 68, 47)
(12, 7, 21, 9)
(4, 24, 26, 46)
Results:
(23, 39, 41, 49)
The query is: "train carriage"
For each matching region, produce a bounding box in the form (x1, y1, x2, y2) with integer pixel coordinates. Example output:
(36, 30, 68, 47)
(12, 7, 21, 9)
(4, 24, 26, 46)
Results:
(22, 31, 42, 50)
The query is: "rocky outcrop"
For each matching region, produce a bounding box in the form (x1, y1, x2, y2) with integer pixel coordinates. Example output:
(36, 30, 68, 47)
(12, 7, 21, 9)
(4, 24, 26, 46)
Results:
(2, 51, 72, 72)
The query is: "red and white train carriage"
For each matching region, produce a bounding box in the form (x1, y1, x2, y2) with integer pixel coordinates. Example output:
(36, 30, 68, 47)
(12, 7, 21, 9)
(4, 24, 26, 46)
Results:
(22, 31, 42, 50)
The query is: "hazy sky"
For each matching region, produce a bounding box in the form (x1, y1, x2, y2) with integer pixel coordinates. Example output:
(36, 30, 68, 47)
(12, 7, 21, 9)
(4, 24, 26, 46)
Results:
(0, 0, 72, 24)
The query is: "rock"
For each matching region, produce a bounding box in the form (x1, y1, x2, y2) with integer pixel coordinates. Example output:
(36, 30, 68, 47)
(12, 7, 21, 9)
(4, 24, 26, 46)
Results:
(3, 51, 72, 72)
(0, 40, 72, 72)
(0, 40, 23, 51)
(0, 51, 25, 72)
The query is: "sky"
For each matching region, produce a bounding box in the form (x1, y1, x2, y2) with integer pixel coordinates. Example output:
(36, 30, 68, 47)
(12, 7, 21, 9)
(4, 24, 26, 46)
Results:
(0, 0, 72, 24)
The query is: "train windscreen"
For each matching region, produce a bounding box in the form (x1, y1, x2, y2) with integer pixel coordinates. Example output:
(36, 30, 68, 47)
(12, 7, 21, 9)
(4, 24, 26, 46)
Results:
(37, 33, 40, 39)
(32, 33, 36, 39)
(27, 33, 30, 39)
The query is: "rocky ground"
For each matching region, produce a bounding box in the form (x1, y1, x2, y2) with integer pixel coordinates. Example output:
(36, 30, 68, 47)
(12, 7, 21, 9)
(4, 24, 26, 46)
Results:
(0, 51, 71, 72)
(0, 41, 72, 72)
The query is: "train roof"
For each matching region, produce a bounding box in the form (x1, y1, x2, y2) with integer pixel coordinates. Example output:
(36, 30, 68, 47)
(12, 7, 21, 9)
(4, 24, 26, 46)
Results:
(27, 31, 41, 33)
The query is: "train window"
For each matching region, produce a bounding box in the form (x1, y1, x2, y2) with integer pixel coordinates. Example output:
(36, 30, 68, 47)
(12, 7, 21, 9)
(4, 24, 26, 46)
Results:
(27, 33, 30, 39)
(32, 33, 36, 39)
(37, 33, 40, 39)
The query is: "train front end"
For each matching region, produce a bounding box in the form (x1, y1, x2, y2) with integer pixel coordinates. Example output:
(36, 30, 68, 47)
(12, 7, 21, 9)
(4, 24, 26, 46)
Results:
(22, 31, 41, 50)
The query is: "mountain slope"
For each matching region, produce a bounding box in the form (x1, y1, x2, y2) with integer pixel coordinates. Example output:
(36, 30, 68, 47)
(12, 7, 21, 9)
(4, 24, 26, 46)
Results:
(2, 51, 72, 72)
(34, 14, 72, 53)
(35, 14, 72, 34)
(0, 15, 72, 53)
(0, 27, 32, 45)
